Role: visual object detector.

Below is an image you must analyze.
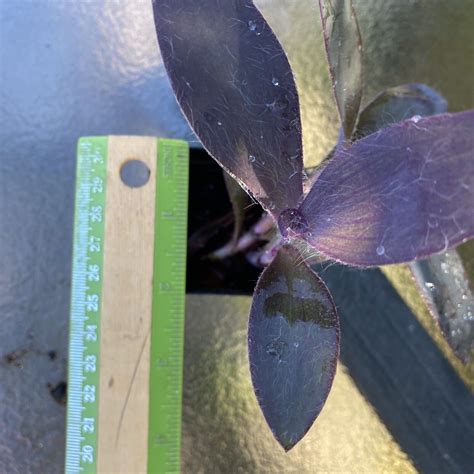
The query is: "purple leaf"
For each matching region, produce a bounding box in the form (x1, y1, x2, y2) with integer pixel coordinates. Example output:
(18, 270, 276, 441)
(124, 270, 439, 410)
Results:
(248, 245, 339, 451)
(410, 250, 474, 363)
(350, 84, 474, 361)
(152, 0, 304, 216)
(354, 83, 447, 139)
(300, 110, 474, 266)
(318, 0, 363, 139)
(349, 84, 474, 362)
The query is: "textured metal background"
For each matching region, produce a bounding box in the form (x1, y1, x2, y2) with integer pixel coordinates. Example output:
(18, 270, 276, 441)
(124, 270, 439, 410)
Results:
(0, 0, 473, 472)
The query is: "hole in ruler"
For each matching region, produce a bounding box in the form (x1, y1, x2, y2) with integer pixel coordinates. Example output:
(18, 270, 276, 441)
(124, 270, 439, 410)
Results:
(120, 159, 150, 188)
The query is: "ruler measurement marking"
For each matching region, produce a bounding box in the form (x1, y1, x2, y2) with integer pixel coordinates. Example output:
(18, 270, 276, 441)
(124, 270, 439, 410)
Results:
(148, 139, 189, 474)
(66, 137, 107, 474)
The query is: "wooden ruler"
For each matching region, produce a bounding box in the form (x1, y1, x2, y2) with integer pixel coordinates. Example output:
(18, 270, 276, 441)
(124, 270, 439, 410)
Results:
(65, 136, 189, 473)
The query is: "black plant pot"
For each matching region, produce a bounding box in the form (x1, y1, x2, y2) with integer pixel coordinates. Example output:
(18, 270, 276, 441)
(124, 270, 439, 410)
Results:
(186, 148, 261, 295)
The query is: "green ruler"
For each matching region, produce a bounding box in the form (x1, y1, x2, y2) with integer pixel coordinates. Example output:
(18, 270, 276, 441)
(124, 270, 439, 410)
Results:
(65, 136, 189, 474)
(148, 140, 189, 473)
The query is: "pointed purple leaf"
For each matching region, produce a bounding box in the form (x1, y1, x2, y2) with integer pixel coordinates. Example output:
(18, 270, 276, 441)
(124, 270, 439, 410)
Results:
(248, 245, 339, 451)
(318, 0, 363, 139)
(300, 110, 474, 266)
(410, 251, 474, 363)
(355, 83, 447, 139)
(352, 85, 474, 362)
(152, 0, 304, 215)
(351, 84, 474, 361)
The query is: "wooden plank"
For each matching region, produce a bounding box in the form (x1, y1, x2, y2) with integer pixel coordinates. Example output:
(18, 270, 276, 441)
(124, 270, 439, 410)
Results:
(97, 136, 157, 473)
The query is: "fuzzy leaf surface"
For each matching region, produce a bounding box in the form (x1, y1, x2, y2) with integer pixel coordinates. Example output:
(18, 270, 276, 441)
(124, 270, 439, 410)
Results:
(153, 0, 303, 215)
(354, 83, 474, 362)
(410, 250, 474, 363)
(354, 84, 474, 363)
(318, 0, 363, 139)
(300, 110, 474, 266)
(248, 245, 339, 451)
(354, 83, 447, 139)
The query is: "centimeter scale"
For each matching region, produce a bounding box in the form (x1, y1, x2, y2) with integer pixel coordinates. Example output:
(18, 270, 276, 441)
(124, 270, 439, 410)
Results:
(65, 136, 189, 473)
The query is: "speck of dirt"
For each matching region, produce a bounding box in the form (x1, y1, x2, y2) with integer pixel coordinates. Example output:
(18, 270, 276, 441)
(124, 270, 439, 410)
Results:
(108, 376, 114, 387)
(48, 381, 67, 405)
(3, 349, 28, 367)
(48, 350, 57, 360)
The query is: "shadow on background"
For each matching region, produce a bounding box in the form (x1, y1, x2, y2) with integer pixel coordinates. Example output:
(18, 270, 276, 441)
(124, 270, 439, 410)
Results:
(317, 265, 474, 473)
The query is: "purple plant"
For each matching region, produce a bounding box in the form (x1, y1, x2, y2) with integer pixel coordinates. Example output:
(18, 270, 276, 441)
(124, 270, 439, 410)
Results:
(152, 0, 474, 450)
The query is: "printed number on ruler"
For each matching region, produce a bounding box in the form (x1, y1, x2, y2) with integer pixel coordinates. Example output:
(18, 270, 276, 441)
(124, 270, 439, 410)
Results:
(65, 137, 107, 474)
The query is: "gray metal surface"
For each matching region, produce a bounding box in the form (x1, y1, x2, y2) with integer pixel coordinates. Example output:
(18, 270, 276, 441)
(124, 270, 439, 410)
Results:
(0, 0, 473, 472)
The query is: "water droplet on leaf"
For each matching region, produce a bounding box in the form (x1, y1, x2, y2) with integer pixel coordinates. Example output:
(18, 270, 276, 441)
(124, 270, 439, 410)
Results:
(376, 245, 385, 256)
(272, 77, 279, 86)
(248, 20, 257, 31)
(248, 154, 256, 163)
(410, 115, 422, 123)
(440, 262, 449, 274)
(450, 328, 461, 338)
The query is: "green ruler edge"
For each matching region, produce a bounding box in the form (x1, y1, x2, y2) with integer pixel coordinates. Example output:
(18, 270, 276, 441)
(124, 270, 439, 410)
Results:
(65, 137, 189, 474)
(148, 139, 189, 473)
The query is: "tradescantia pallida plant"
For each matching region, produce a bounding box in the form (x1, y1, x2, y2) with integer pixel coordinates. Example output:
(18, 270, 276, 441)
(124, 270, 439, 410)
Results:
(152, 0, 474, 450)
